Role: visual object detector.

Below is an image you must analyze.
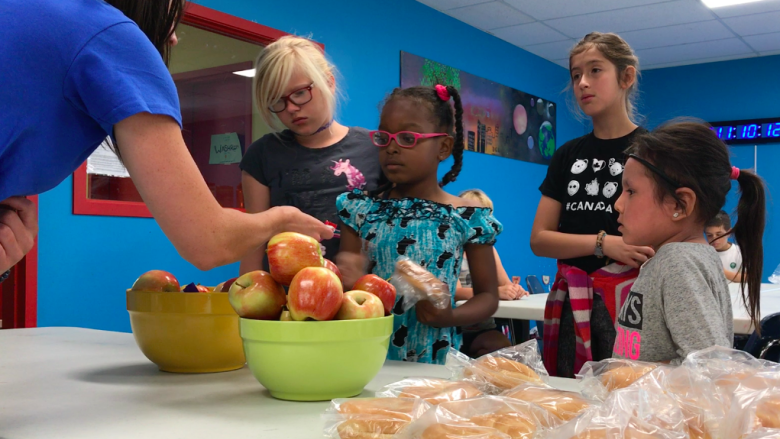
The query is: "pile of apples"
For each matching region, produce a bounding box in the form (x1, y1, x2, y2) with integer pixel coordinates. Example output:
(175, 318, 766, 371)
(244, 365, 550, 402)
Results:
(230, 232, 396, 322)
(129, 270, 237, 294)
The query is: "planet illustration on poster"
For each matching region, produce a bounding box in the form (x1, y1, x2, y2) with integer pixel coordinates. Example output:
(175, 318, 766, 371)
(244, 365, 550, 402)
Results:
(545, 102, 555, 119)
(513, 105, 528, 135)
(530, 98, 535, 107)
(527, 135, 534, 149)
(539, 121, 555, 159)
(536, 98, 546, 116)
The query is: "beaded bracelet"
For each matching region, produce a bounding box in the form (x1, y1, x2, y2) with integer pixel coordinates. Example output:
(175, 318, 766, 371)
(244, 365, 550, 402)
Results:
(0, 270, 10, 283)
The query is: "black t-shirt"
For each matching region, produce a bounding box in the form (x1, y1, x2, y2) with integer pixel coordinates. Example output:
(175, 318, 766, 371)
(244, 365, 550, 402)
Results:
(240, 127, 383, 261)
(538, 128, 646, 274)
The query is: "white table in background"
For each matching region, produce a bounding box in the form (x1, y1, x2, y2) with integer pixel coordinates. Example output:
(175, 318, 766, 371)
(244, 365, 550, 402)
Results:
(0, 327, 578, 439)
(470, 283, 780, 335)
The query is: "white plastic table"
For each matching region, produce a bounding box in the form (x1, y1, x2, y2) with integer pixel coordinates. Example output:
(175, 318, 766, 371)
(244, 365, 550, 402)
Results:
(468, 283, 780, 335)
(0, 327, 578, 439)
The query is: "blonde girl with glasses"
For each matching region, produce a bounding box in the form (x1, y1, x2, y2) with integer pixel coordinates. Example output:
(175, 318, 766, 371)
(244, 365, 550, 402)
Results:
(239, 36, 384, 274)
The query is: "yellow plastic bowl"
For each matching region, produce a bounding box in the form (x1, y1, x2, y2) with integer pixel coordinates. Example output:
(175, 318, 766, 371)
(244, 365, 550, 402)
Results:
(240, 316, 393, 401)
(127, 290, 246, 373)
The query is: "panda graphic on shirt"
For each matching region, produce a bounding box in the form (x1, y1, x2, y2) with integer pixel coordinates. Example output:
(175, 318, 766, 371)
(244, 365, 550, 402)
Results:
(565, 155, 622, 214)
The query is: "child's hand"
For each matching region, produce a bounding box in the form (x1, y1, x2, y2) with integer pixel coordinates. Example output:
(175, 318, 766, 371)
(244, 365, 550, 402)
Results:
(498, 284, 525, 300)
(415, 299, 454, 328)
(336, 251, 367, 290)
(603, 235, 655, 268)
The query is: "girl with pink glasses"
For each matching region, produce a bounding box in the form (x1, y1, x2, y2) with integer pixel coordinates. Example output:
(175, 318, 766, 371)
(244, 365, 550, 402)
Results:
(335, 85, 502, 364)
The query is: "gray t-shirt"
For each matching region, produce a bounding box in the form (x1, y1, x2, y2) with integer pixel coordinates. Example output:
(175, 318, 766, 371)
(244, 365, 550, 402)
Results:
(613, 242, 733, 364)
(240, 127, 383, 261)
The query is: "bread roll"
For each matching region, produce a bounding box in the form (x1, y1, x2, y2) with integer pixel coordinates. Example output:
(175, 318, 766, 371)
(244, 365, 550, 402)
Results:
(337, 398, 419, 421)
(420, 423, 509, 439)
(336, 418, 408, 439)
(399, 379, 483, 405)
(394, 259, 449, 305)
(756, 394, 780, 429)
(504, 385, 591, 421)
(465, 356, 543, 390)
(599, 364, 657, 391)
(469, 411, 537, 438)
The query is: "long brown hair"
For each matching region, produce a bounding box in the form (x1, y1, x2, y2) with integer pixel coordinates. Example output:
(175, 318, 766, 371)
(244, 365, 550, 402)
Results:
(627, 121, 766, 332)
(105, 0, 186, 65)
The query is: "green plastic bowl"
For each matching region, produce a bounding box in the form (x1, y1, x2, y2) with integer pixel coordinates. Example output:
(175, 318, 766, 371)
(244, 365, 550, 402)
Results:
(240, 316, 393, 401)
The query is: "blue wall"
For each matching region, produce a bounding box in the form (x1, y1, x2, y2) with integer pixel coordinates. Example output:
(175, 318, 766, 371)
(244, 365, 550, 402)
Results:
(37, 0, 583, 330)
(640, 55, 780, 281)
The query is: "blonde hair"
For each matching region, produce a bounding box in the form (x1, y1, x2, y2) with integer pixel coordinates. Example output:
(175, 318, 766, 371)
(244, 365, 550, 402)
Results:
(253, 35, 338, 131)
(459, 189, 493, 211)
(568, 32, 640, 123)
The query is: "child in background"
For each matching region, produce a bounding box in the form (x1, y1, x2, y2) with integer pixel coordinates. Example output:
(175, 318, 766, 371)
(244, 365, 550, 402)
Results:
(239, 36, 383, 274)
(613, 121, 765, 364)
(530, 32, 653, 377)
(456, 189, 528, 358)
(336, 85, 501, 364)
(705, 210, 745, 282)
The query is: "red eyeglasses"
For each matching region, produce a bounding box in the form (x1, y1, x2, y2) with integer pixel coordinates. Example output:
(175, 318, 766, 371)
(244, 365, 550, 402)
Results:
(369, 130, 449, 148)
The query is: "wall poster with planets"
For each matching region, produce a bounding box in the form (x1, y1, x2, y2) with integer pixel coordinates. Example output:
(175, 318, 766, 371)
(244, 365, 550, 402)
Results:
(400, 51, 556, 165)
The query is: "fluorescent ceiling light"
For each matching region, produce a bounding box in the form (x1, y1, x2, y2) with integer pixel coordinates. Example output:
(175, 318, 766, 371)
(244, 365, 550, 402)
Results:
(702, 0, 771, 8)
(233, 68, 255, 77)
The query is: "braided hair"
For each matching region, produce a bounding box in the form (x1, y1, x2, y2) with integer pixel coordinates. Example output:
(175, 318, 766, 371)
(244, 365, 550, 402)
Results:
(383, 85, 464, 187)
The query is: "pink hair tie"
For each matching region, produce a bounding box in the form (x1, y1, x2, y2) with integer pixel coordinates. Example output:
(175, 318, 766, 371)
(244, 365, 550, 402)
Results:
(730, 166, 740, 180)
(435, 84, 450, 101)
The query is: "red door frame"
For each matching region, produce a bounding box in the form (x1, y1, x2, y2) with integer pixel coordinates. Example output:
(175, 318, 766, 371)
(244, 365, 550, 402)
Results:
(1, 196, 38, 328)
(72, 3, 315, 218)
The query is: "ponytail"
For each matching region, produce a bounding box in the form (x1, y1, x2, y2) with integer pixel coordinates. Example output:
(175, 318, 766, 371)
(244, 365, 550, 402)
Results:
(439, 86, 464, 187)
(732, 169, 766, 334)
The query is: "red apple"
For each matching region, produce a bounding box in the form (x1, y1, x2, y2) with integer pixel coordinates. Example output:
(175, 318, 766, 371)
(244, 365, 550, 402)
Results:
(353, 274, 397, 316)
(288, 267, 343, 321)
(336, 290, 384, 320)
(323, 259, 343, 282)
(196, 284, 209, 293)
(266, 232, 324, 285)
(131, 270, 180, 292)
(220, 277, 238, 292)
(228, 270, 287, 320)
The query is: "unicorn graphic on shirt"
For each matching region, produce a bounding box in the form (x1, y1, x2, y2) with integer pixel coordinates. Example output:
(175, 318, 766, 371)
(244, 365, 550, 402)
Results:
(331, 159, 366, 190)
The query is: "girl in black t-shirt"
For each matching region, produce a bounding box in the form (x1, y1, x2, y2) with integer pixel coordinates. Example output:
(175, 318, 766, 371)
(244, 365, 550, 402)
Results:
(239, 36, 383, 273)
(530, 33, 655, 377)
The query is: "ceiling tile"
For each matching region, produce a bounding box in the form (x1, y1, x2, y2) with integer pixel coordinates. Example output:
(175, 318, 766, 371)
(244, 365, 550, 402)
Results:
(416, 0, 493, 11)
(446, 1, 535, 30)
(521, 39, 578, 60)
(544, 1, 717, 39)
(635, 38, 754, 66)
(743, 32, 780, 52)
(643, 53, 758, 69)
(553, 58, 570, 68)
(722, 10, 780, 36)
(620, 20, 735, 50)
(710, 0, 780, 18)
(503, 0, 672, 21)
(492, 22, 570, 46)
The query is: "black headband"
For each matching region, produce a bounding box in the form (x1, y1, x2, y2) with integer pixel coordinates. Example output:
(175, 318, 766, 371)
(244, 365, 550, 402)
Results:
(628, 154, 681, 189)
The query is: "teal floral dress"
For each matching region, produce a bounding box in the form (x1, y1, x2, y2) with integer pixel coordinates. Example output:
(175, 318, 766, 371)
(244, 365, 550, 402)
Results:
(336, 190, 502, 364)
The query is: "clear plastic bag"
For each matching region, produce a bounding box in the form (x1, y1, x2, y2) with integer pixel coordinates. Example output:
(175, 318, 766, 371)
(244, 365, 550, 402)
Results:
(375, 377, 483, 405)
(502, 381, 595, 422)
(723, 385, 780, 438)
(576, 358, 659, 401)
(390, 257, 451, 311)
(545, 387, 689, 439)
(399, 395, 559, 439)
(768, 262, 780, 284)
(446, 340, 548, 394)
(323, 397, 431, 438)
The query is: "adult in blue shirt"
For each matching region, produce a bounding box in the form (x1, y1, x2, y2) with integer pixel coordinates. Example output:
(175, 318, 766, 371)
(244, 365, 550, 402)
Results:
(0, 0, 333, 275)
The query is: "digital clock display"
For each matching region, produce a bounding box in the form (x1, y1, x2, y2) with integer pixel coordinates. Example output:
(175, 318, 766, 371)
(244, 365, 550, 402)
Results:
(710, 117, 780, 145)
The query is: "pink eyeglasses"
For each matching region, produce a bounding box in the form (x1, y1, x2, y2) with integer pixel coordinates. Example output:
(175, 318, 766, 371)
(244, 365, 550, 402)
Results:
(369, 130, 449, 148)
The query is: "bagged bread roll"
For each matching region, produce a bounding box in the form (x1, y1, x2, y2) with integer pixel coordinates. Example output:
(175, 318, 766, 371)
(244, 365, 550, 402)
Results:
(335, 397, 428, 420)
(447, 340, 548, 394)
(324, 398, 431, 439)
(336, 417, 410, 439)
(577, 358, 658, 401)
(391, 257, 451, 311)
(503, 382, 593, 421)
(376, 378, 483, 405)
(419, 423, 511, 439)
(724, 388, 780, 438)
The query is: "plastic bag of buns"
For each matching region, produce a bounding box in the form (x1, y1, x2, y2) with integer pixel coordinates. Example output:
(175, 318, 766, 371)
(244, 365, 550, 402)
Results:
(323, 397, 432, 439)
(631, 366, 727, 439)
(390, 257, 452, 311)
(577, 358, 659, 401)
(502, 381, 595, 422)
(545, 386, 689, 439)
(376, 377, 484, 405)
(447, 340, 548, 394)
(398, 395, 559, 439)
(722, 385, 780, 438)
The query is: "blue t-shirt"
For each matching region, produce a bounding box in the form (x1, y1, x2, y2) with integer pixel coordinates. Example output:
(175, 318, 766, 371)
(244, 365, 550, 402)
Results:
(0, 0, 182, 200)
